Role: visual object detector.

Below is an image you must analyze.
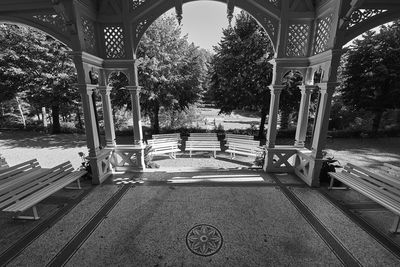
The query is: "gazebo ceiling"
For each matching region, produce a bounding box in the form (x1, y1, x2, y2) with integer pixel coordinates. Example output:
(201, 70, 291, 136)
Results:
(0, 0, 399, 61)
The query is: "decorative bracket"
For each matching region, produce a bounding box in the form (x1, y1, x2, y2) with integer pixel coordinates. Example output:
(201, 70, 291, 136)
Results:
(175, 0, 183, 25)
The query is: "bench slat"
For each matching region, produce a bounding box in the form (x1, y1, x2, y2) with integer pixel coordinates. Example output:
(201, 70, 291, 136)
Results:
(329, 172, 400, 215)
(4, 171, 86, 213)
(0, 159, 40, 181)
(0, 162, 73, 209)
(0, 168, 50, 192)
(345, 164, 400, 188)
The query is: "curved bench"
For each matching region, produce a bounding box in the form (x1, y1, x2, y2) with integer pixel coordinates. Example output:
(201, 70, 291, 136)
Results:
(0, 161, 86, 220)
(329, 163, 400, 233)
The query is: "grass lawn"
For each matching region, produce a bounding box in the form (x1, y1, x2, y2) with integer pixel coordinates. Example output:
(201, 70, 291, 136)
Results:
(0, 130, 399, 171)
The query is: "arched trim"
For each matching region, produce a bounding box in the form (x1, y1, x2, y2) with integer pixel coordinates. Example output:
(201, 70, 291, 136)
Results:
(343, 10, 400, 45)
(131, 0, 278, 53)
(0, 16, 72, 49)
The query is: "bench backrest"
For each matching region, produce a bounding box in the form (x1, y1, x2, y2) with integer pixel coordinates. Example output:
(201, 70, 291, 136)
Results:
(152, 133, 181, 140)
(147, 138, 179, 145)
(186, 140, 220, 147)
(189, 133, 217, 138)
(226, 134, 254, 140)
(344, 163, 400, 193)
(227, 139, 261, 147)
(0, 159, 41, 184)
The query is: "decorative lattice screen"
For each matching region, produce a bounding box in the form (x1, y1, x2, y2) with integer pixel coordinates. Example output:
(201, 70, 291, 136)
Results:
(81, 17, 97, 54)
(346, 9, 387, 29)
(32, 14, 67, 32)
(286, 23, 310, 57)
(313, 13, 333, 55)
(130, 0, 146, 12)
(104, 26, 126, 59)
(267, 0, 280, 7)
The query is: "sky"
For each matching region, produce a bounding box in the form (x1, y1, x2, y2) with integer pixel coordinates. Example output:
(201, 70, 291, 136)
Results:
(168, 1, 240, 52)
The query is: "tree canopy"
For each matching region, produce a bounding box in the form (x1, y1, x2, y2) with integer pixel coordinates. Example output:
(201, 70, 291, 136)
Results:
(339, 21, 400, 132)
(0, 24, 78, 133)
(207, 11, 274, 138)
(135, 15, 207, 133)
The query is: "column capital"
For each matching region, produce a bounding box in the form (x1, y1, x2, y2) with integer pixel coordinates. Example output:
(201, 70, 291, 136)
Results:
(77, 83, 98, 96)
(299, 85, 317, 94)
(268, 84, 285, 94)
(98, 85, 112, 95)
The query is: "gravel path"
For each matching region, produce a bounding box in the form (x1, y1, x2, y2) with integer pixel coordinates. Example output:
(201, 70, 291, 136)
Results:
(1, 130, 399, 170)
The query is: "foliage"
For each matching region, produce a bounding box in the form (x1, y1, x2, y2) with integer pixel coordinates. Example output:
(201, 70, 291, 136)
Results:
(280, 71, 302, 129)
(208, 11, 274, 138)
(136, 15, 207, 133)
(0, 24, 79, 133)
(339, 21, 400, 133)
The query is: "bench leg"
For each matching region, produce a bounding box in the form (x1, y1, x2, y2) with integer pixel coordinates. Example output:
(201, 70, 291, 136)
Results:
(231, 152, 235, 160)
(189, 150, 192, 158)
(65, 178, 82, 190)
(328, 177, 349, 190)
(213, 150, 216, 158)
(14, 206, 40, 220)
(390, 216, 400, 234)
(169, 152, 176, 159)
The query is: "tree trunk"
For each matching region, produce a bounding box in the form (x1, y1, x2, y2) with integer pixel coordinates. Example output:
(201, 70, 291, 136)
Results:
(51, 105, 61, 134)
(15, 97, 26, 129)
(153, 102, 160, 134)
(42, 107, 48, 129)
(280, 109, 290, 130)
(258, 105, 267, 140)
(372, 109, 383, 135)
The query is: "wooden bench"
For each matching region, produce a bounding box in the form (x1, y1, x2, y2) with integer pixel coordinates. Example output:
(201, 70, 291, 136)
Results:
(186, 133, 220, 158)
(0, 161, 86, 220)
(147, 138, 181, 159)
(0, 159, 42, 185)
(328, 163, 400, 233)
(225, 138, 263, 159)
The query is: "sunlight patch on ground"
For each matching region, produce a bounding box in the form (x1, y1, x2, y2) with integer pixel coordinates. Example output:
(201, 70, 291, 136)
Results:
(167, 174, 264, 183)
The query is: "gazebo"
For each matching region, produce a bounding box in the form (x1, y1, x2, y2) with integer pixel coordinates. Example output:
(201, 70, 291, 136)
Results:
(1, 0, 399, 186)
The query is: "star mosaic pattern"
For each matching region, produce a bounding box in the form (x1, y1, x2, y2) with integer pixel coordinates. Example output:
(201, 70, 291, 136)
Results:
(186, 224, 223, 256)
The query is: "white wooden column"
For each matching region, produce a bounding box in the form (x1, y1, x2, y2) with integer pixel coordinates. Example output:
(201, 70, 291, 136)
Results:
(78, 83, 101, 157)
(98, 85, 116, 147)
(266, 85, 284, 148)
(127, 85, 143, 145)
(311, 82, 336, 158)
(294, 85, 314, 147)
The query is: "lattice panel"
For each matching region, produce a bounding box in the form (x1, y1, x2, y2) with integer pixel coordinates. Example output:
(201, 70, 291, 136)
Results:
(267, 0, 280, 7)
(130, 0, 146, 12)
(104, 26, 126, 59)
(32, 14, 67, 32)
(346, 9, 387, 29)
(313, 13, 333, 55)
(81, 17, 97, 54)
(286, 23, 310, 57)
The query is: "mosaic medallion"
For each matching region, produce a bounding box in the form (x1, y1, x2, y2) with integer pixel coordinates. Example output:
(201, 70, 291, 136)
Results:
(186, 224, 223, 256)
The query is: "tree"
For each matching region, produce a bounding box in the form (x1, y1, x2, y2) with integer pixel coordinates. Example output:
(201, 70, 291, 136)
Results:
(208, 11, 274, 138)
(340, 21, 400, 133)
(280, 71, 302, 129)
(136, 15, 205, 133)
(0, 24, 79, 133)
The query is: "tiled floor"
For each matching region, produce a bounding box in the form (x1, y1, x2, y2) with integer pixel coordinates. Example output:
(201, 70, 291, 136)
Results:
(1, 169, 400, 266)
